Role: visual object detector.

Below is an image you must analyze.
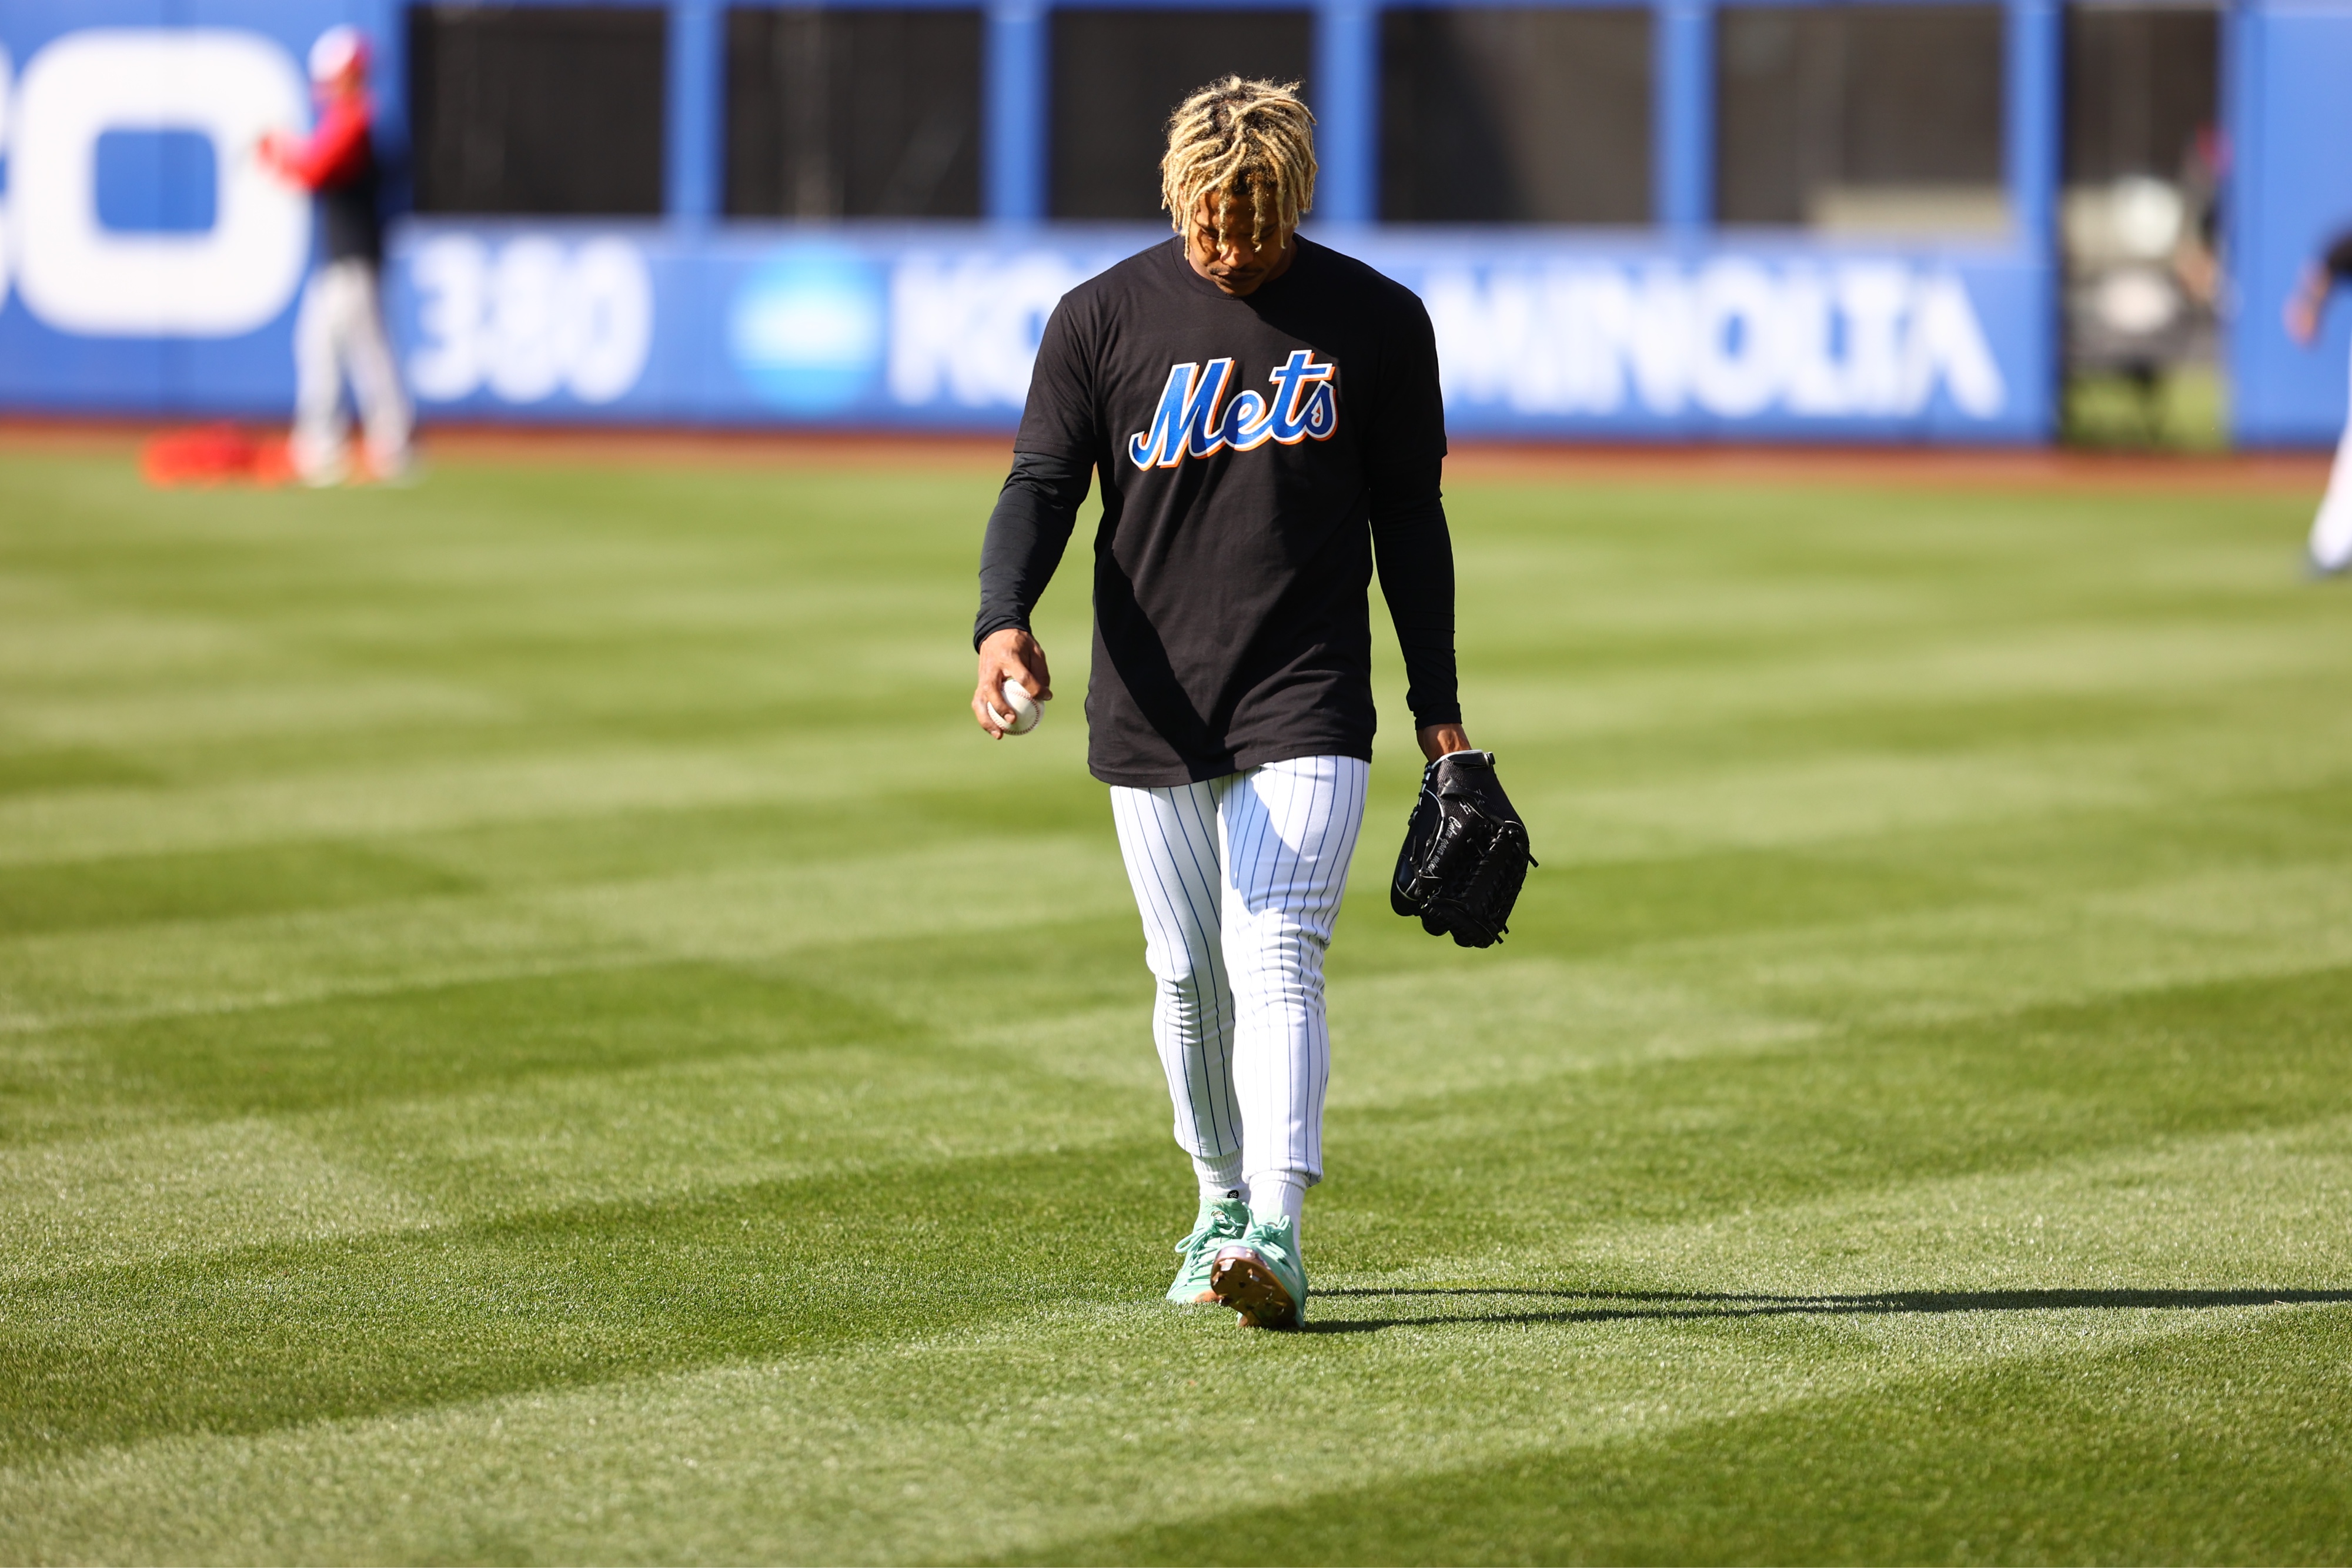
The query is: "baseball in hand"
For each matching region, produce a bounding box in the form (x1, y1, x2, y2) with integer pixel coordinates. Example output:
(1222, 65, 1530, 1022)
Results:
(991, 677, 1043, 735)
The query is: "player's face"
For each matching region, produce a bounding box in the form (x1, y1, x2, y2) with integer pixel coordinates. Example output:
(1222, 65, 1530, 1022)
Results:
(1187, 193, 1297, 297)
(314, 62, 365, 102)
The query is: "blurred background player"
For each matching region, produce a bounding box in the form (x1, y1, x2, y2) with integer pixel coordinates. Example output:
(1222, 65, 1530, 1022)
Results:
(2277, 230, 2352, 573)
(259, 26, 413, 487)
(2287, 228, 2352, 575)
(970, 77, 1468, 1329)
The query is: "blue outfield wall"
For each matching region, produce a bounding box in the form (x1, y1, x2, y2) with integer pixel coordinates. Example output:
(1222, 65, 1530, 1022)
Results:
(0, 0, 2056, 442)
(0, 0, 375, 415)
(0, 0, 2337, 444)
(380, 222, 2051, 441)
(2227, 0, 2352, 447)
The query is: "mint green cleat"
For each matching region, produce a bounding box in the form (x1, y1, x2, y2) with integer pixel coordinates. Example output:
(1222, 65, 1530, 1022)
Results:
(1210, 1216, 1307, 1328)
(1167, 1196, 1251, 1305)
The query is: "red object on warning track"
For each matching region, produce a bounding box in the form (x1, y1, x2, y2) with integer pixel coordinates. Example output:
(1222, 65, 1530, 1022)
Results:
(139, 424, 296, 489)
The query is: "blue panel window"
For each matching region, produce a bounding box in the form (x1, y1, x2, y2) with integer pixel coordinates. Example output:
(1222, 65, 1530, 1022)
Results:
(724, 7, 984, 219)
(1049, 9, 1312, 221)
(2063, 5, 2217, 183)
(409, 5, 669, 215)
(1716, 4, 2007, 235)
(1380, 7, 1652, 225)
(94, 129, 219, 233)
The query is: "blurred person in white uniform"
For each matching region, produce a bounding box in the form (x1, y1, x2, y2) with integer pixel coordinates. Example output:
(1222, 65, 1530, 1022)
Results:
(259, 26, 413, 485)
(2286, 229, 2352, 575)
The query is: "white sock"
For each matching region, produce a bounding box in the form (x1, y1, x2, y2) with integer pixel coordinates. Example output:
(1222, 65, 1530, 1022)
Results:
(1194, 1151, 1245, 1206)
(1247, 1171, 1307, 1239)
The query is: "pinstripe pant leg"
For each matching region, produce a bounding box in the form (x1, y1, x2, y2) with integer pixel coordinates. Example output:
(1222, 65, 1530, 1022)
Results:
(1110, 780, 1243, 1167)
(1217, 755, 1370, 1189)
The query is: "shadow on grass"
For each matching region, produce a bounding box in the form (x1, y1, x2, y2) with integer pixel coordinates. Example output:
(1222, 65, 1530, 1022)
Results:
(1301, 1286, 2352, 1334)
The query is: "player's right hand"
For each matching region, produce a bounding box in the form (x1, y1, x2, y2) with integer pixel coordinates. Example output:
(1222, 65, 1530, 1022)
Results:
(974, 628, 1053, 739)
(2287, 265, 2327, 346)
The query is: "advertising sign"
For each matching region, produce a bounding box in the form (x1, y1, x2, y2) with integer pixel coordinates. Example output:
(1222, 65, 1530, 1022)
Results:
(376, 221, 2049, 442)
(0, 1, 393, 412)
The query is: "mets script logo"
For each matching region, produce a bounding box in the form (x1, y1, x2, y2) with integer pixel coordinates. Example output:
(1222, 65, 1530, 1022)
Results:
(1127, 350, 1339, 470)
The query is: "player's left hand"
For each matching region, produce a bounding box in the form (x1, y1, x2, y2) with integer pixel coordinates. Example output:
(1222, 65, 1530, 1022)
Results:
(1417, 723, 1472, 761)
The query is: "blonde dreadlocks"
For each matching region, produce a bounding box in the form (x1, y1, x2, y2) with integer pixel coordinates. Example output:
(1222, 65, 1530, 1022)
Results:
(1161, 76, 1317, 249)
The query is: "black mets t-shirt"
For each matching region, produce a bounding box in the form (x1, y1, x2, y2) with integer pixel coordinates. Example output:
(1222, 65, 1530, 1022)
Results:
(981, 235, 1457, 788)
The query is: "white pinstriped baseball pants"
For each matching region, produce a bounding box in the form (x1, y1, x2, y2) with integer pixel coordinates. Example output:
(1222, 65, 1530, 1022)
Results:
(1108, 754, 1369, 1191)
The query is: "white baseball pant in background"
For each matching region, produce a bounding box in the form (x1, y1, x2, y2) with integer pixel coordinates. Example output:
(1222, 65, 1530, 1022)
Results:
(2311, 335, 2352, 573)
(292, 258, 413, 486)
(1110, 754, 1369, 1203)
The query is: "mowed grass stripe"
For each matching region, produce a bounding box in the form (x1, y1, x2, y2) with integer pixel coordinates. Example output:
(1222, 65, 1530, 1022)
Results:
(0, 727, 1084, 870)
(1, 1144, 1173, 1467)
(1562, 1111, 2352, 1297)
(1474, 623, 2352, 751)
(5, 1115, 2345, 1563)
(0, 768, 1115, 935)
(1038, 1309, 2352, 1567)
(9, 1310, 2325, 1566)
(5, 943, 2339, 1290)
(8, 957, 2350, 1465)
(9, 842, 2352, 1285)
(0, 839, 478, 937)
(0, 1116, 442, 1283)
(5, 621, 2344, 868)
(1, 452, 2346, 1559)
(7, 760, 2351, 1034)
(8, 876, 2343, 1300)
(0, 834, 1130, 1031)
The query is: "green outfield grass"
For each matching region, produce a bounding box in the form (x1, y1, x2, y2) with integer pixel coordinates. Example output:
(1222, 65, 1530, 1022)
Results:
(2, 446, 2349, 1565)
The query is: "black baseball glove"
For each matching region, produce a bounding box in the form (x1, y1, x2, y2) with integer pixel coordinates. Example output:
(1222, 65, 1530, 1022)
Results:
(1389, 750, 1536, 948)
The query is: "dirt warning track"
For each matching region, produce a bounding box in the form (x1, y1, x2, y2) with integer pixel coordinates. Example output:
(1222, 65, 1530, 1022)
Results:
(2, 417, 2330, 494)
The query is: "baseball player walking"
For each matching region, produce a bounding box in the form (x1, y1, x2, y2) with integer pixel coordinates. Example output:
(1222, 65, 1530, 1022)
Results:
(259, 26, 413, 487)
(970, 77, 1466, 1328)
(2288, 228, 2352, 576)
